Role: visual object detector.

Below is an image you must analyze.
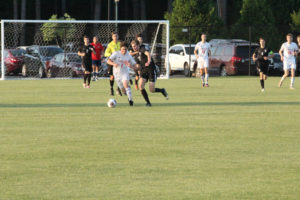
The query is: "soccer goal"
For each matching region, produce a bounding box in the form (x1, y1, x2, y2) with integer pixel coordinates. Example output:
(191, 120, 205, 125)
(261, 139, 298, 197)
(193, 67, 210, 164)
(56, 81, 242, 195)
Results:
(0, 20, 169, 80)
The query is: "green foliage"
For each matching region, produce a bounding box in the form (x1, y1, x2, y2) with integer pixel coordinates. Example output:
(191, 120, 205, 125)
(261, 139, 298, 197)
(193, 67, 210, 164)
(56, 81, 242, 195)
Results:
(165, 0, 223, 44)
(232, 0, 280, 50)
(40, 13, 76, 46)
(291, 9, 300, 32)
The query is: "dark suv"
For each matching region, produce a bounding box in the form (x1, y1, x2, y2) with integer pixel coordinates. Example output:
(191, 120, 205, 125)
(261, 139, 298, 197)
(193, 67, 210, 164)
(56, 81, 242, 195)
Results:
(22, 45, 63, 78)
(208, 39, 259, 76)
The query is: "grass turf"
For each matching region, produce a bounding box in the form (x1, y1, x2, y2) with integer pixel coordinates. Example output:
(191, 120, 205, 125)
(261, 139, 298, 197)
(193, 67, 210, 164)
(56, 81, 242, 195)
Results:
(0, 76, 300, 200)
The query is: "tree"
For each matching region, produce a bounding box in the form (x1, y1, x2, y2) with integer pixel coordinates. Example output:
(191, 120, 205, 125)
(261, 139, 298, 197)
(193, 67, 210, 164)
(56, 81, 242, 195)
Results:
(165, 0, 223, 44)
(290, 9, 300, 32)
(40, 13, 76, 47)
(233, 0, 279, 50)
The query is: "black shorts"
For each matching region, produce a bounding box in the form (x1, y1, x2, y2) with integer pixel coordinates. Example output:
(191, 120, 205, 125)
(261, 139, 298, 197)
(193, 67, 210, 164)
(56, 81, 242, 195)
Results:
(141, 68, 157, 82)
(257, 61, 269, 75)
(107, 64, 113, 76)
(82, 63, 92, 72)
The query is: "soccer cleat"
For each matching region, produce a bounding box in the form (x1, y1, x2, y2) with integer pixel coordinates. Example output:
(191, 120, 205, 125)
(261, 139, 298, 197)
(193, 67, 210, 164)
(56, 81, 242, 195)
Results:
(202, 83, 205, 87)
(145, 103, 152, 107)
(261, 88, 265, 92)
(83, 83, 86, 88)
(110, 88, 114, 96)
(162, 88, 168, 100)
(290, 86, 295, 90)
(87, 85, 90, 88)
(205, 84, 209, 87)
(92, 76, 96, 81)
(278, 81, 283, 87)
(129, 100, 134, 106)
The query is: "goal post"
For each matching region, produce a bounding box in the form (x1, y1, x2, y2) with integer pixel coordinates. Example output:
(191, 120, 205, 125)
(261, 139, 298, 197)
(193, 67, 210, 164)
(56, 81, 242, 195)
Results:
(0, 19, 169, 80)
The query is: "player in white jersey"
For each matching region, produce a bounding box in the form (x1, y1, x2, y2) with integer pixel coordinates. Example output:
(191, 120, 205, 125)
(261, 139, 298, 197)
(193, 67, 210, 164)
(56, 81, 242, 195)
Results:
(278, 33, 299, 89)
(194, 33, 211, 87)
(107, 42, 139, 106)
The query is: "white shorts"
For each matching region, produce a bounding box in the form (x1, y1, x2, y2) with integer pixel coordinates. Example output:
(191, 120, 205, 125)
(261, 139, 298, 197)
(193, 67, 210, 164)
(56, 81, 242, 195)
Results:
(114, 72, 130, 89)
(283, 59, 296, 70)
(197, 57, 209, 69)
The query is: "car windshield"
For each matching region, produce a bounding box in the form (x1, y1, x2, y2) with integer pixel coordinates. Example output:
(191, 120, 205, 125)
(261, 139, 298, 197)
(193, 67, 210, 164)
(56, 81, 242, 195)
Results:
(185, 47, 195, 55)
(236, 46, 258, 57)
(67, 54, 81, 62)
(10, 49, 25, 56)
(40, 47, 63, 57)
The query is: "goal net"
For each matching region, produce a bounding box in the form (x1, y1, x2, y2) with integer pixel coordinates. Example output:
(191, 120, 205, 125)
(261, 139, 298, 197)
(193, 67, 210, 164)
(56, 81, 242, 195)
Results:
(0, 20, 169, 80)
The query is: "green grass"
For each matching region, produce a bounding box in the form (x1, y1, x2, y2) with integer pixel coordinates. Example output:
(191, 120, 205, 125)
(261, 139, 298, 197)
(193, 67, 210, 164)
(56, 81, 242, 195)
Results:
(1, 76, 300, 200)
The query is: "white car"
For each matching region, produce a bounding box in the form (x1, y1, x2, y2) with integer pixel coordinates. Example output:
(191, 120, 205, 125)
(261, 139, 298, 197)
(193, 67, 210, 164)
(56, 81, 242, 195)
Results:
(167, 44, 196, 77)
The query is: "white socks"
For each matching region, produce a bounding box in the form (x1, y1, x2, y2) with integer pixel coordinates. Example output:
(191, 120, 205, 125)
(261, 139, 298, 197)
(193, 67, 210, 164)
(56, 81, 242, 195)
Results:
(126, 88, 132, 101)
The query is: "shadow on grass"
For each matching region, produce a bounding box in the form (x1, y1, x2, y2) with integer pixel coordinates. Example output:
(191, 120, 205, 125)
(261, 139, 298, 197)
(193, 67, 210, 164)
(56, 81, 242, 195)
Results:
(1, 101, 300, 108)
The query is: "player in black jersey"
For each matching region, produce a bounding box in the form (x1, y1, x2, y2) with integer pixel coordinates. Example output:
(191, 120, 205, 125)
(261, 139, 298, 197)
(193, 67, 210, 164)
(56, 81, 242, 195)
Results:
(296, 35, 300, 75)
(78, 35, 94, 88)
(130, 40, 168, 107)
(252, 38, 273, 92)
(129, 34, 150, 90)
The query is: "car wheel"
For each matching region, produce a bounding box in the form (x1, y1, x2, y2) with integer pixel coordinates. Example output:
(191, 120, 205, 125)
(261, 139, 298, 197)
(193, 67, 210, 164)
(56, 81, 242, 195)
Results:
(220, 66, 227, 76)
(47, 68, 53, 78)
(184, 63, 190, 77)
(22, 64, 28, 77)
(38, 66, 45, 78)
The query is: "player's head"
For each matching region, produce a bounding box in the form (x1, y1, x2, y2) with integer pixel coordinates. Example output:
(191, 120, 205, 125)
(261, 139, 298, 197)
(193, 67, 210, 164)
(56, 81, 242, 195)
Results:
(93, 36, 98, 43)
(120, 41, 128, 55)
(286, 33, 293, 43)
(83, 35, 89, 44)
(297, 35, 300, 43)
(259, 38, 265, 47)
(201, 33, 207, 42)
(136, 34, 143, 45)
(131, 40, 140, 52)
(112, 32, 118, 42)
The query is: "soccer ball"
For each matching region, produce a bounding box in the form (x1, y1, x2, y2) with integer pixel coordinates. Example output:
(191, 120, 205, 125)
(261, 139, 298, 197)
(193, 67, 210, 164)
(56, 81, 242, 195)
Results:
(107, 98, 117, 108)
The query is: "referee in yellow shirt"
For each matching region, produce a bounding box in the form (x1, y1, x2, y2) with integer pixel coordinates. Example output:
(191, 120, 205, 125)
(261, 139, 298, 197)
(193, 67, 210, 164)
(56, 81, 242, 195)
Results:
(105, 32, 121, 96)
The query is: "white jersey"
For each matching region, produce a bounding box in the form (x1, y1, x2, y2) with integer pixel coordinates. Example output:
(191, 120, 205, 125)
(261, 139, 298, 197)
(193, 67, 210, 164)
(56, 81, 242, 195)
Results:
(280, 42, 298, 60)
(195, 42, 211, 59)
(109, 51, 136, 76)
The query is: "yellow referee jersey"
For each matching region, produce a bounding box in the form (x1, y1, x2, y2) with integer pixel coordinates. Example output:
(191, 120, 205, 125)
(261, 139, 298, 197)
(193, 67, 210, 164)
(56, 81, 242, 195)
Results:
(104, 41, 121, 57)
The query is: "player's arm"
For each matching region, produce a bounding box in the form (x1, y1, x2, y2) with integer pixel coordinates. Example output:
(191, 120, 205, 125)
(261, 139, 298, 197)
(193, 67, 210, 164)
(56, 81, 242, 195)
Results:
(194, 46, 198, 59)
(144, 50, 152, 66)
(252, 49, 257, 61)
(107, 58, 118, 68)
(78, 49, 85, 57)
(279, 45, 284, 61)
(104, 44, 112, 57)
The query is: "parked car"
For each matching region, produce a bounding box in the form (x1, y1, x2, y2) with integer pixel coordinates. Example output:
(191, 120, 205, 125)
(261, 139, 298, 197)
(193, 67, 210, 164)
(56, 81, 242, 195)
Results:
(47, 53, 84, 78)
(268, 53, 283, 76)
(208, 39, 259, 76)
(167, 44, 196, 77)
(0, 49, 25, 75)
(22, 45, 63, 78)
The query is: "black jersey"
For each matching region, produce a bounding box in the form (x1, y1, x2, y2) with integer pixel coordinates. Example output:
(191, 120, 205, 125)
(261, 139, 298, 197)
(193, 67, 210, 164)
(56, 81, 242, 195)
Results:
(254, 47, 271, 61)
(133, 46, 155, 71)
(296, 44, 300, 64)
(78, 44, 93, 67)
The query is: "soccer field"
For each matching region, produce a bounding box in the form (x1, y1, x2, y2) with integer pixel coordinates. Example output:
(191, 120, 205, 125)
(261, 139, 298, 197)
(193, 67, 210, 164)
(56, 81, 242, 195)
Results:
(1, 76, 300, 199)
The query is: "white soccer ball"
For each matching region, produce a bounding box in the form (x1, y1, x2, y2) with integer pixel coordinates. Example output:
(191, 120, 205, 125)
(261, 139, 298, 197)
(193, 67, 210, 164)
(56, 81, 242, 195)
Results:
(107, 98, 117, 108)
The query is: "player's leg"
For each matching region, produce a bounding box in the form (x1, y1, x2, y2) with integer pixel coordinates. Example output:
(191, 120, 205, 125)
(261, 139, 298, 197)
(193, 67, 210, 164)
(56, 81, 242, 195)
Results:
(290, 65, 295, 89)
(122, 75, 133, 106)
(139, 77, 151, 106)
(259, 72, 265, 91)
(95, 60, 100, 80)
(108, 64, 115, 95)
(148, 70, 168, 100)
(198, 59, 205, 87)
(83, 70, 88, 88)
(279, 61, 290, 87)
(92, 61, 96, 81)
(204, 59, 209, 87)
